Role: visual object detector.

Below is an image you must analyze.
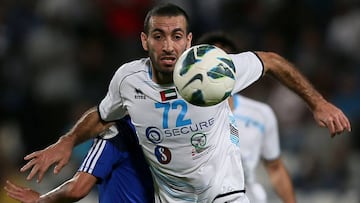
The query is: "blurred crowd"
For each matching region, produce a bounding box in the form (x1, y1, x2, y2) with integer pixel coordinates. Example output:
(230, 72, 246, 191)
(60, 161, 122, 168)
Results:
(0, 0, 359, 202)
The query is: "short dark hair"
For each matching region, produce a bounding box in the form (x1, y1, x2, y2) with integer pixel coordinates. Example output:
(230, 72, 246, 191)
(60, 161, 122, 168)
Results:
(196, 31, 238, 53)
(143, 3, 190, 34)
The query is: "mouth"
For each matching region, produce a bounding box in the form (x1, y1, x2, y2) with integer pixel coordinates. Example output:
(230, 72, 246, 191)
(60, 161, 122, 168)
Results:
(160, 55, 177, 66)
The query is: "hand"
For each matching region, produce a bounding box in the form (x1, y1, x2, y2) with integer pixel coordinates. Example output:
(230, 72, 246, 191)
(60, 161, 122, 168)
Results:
(20, 137, 73, 183)
(4, 180, 40, 203)
(313, 101, 351, 137)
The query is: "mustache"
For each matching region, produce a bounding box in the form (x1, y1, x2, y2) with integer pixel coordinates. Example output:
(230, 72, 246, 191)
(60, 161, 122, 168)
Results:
(160, 54, 176, 60)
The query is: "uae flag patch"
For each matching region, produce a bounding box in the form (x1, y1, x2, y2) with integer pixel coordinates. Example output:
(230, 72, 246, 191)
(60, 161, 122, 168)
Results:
(160, 88, 177, 101)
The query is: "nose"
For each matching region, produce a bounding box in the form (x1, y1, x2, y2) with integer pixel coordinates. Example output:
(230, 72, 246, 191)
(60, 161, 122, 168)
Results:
(163, 37, 174, 53)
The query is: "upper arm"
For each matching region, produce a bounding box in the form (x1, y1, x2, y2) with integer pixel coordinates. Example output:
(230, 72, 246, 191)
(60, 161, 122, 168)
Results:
(230, 52, 264, 93)
(254, 51, 302, 82)
(254, 51, 280, 74)
(98, 68, 127, 121)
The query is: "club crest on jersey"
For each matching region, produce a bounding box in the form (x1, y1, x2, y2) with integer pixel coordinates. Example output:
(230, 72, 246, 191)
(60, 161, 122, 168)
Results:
(134, 88, 146, 99)
(160, 88, 177, 101)
(191, 133, 215, 160)
(191, 133, 208, 153)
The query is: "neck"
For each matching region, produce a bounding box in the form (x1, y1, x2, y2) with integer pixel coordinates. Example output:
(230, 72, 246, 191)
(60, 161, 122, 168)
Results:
(150, 63, 173, 84)
(152, 71, 173, 84)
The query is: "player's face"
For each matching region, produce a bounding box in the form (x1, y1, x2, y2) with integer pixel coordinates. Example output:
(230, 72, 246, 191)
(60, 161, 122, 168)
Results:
(141, 15, 192, 84)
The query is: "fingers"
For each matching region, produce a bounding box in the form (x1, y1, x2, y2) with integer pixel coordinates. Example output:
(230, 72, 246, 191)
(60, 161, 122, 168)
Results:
(324, 118, 336, 138)
(340, 114, 352, 132)
(19, 141, 72, 184)
(20, 157, 50, 183)
(325, 113, 351, 137)
(316, 106, 352, 138)
(314, 102, 352, 137)
(21, 150, 42, 173)
(20, 158, 37, 173)
(334, 113, 351, 134)
(5, 180, 40, 203)
(4, 180, 19, 192)
(54, 162, 66, 174)
(30, 162, 49, 183)
(24, 151, 40, 161)
(4, 180, 26, 200)
(28, 164, 42, 183)
(318, 120, 326, 128)
(20, 158, 39, 181)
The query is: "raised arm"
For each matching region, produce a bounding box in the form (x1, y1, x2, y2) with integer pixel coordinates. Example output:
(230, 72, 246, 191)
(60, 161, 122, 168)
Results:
(263, 158, 296, 203)
(256, 51, 351, 137)
(20, 107, 114, 183)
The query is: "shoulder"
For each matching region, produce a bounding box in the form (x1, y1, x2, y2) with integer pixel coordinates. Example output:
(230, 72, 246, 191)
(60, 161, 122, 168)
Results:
(113, 58, 150, 77)
(109, 58, 150, 87)
(229, 52, 264, 93)
(229, 51, 263, 67)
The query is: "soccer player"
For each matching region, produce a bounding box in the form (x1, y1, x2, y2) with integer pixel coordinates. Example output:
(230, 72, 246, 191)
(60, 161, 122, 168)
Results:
(19, 3, 350, 203)
(197, 31, 297, 203)
(5, 117, 154, 203)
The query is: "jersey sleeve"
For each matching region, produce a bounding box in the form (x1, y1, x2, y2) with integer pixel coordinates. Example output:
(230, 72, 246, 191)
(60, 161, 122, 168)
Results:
(99, 66, 128, 121)
(230, 51, 264, 94)
(78, 138, 127, 181)
(261, 105, 281, 160)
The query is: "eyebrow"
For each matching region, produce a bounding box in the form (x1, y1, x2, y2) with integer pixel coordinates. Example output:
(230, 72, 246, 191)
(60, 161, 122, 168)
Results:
(151, 28, 185, 34)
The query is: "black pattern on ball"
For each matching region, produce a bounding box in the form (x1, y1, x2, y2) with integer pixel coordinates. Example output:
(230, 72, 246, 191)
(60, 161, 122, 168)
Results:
(207, 63, 235, 80)
(180, 49, 199, 76)
(218, 57, 236, 74)
(189, 89, 206, 106)
(196, 45, 215, 57)
(173, 44, 236, 106)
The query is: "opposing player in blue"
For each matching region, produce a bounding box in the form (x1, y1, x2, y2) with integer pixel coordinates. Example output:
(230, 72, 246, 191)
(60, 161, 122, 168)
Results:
(19, 3, 350, 203)
(197, 31, 297, 203)
(5, 116, 154, 203)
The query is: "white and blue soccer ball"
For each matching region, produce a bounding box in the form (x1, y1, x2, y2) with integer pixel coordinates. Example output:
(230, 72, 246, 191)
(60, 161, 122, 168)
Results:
(173, 44, 236, 106)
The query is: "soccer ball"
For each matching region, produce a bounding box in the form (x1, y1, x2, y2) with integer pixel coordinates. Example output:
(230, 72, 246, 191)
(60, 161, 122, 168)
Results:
(173, 44, 236, 106)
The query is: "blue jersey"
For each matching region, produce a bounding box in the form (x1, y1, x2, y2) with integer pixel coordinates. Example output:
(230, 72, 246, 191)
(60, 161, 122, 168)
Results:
(79, 117, 154, 203)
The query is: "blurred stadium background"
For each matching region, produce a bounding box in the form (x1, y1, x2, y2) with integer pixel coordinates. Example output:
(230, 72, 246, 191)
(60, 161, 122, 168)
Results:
(0, 0, 359, 202)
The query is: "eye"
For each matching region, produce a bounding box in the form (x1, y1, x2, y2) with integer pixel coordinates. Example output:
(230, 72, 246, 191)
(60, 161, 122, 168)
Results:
(154, 35, 162, 40)
(173, 34, 183, 41)
(152, 32, 163, 41)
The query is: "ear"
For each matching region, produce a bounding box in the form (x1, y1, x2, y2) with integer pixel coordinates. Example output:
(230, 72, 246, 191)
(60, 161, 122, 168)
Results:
(186, 32, 193, 49)
(141, 32, 148, 51)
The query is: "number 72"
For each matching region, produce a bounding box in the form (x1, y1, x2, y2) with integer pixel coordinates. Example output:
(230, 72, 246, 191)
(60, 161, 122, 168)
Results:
(155, 100, 192, 129)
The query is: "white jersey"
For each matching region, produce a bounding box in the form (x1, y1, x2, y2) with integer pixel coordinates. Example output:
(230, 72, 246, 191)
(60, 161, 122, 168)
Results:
(99, 51, 263, 202)
(232, 94, 280, 203)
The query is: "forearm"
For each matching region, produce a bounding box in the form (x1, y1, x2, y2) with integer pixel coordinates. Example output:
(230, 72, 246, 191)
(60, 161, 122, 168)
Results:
(37, 181, 81, 203)
(265, 159, 296, 203)
(257, 51, 327, 111)
(60, 106, 114, 146)
(38, 172, 95, 203)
